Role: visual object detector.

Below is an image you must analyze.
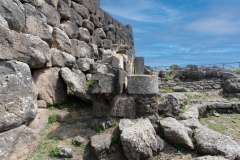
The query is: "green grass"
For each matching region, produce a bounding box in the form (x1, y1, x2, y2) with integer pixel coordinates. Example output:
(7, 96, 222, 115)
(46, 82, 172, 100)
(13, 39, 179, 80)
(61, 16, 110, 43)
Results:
(86, 79, 96, 87)
(48, 114, 57, 123)
(93, 124, 105, 133)
(164, 88, 174, 93)
(49, 147, 60, 157)
(181, 104, 187, 113)
(200, 113, 240, 142)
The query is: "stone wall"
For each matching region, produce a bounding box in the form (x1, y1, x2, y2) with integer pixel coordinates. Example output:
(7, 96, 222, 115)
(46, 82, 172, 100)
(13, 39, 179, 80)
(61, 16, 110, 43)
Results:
(0, 0, 138, 158)
(159, 65, 240, 92)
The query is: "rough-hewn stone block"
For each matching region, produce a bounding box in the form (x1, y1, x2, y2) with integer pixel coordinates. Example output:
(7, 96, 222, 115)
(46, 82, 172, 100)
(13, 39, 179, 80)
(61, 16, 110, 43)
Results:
(127, 75, 158, 94)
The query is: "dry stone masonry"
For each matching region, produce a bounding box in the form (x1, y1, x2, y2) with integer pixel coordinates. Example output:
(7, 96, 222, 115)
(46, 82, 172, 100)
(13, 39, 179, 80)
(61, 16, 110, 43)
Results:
(1, 0, 240, 160)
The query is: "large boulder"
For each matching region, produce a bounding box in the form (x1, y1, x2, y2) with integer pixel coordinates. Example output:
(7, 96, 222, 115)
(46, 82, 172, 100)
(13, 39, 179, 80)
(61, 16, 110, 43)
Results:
(160, 117, 194, 150)
(33, 67, 67, 105)
(52, 27, 72, 54)
(194, 156, 228, 160)
(158, 93, 187, 117)
(223, 78, 240, 93)
(60, 67, 91, 102)
(23, 3, 52, 42)
(90, 134, 112, 160)
(194, 126, 240, 159)
(0, 125, 39, 160)
(51, 48, 76, 68)
(38, 2, 60, 27)
(0, 0, 25, 32)
(0, 21, 51, 68)
(0, 61, 37, 132)
(120, 119, 158, 160)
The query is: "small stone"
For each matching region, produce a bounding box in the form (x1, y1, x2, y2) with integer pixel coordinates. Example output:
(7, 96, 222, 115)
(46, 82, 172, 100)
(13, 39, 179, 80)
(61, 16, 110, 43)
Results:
(73, 136, 86, 146)
(59, 147, 73, 158)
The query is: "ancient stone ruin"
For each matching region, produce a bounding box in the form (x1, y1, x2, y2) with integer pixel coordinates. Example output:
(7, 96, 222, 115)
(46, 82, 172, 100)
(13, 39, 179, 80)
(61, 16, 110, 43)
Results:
(1, 0, 240, 160)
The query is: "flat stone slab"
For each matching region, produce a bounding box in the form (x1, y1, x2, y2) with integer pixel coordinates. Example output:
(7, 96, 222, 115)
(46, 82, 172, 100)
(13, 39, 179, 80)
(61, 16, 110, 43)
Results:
(127, 75, 158, 94)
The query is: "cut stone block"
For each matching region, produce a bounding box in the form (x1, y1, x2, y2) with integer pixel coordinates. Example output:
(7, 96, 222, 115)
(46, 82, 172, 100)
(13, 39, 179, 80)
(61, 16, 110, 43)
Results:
(110, 95, 136, 118)
(127, 75, 158, 94)
(134, 57, 144, 74)
(112, 54, 123, 69)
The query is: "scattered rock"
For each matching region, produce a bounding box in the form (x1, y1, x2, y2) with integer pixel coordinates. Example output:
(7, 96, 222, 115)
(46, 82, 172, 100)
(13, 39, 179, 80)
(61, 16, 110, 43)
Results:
(37, 100, 47, 108)
(120, 119, 158, 160)
(0, 125, 39, 160)
(173, 86, 188, 92)
(73, 136, 86, 146)
(90, 134, 112, 160)
(59, 147, 73, 158)
(160, 117, 194, 150)
(194, 126, 240, 159)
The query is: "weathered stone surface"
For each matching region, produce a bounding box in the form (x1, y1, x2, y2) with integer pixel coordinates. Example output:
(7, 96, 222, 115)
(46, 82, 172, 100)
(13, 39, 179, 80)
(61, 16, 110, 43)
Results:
(23, 3, 52, 42)
(194, 126, 240, 159)
(0, 0, 25, 32)
(0, 125, 39, 160)
(80, 0, 95, 14)
(57, 0, 71, 20)
(99, 74, 115, 94)
(45, 0, 58, 9)
(179, 118, 202, 129)
(223, 78, 240, 93)
(0, 61, 36, 131)
(33, 67, 67, 105)
(38, 2, 60, 26)
(59, 147, 73, 158)
(90, 14, 101, 28)
(52, 27, 72, 54)
(71, 2, 90, 20)
(158, 93, 188, 118)
(104, 11, 112, 24)
(173, 86, 188, 92)
(77, 58, 94, 72)
(71, 39, 91, 58)
(78, 27, 91, 43)
(94, 28, 106, 39)
(156, 135, 165, 152)
(0, 22, 51, 68)
(69, 8, 83, 27)
(73, 135, 86, 146)
(90, 134, 112, 160)
(110, 95, 136, 118)
(36, 100, 46, 108)
(160, 117, 194, 150)
(82, 20, 94, 34)
(120, 119, 158, 160)
(91, 34, 103, 48)
(134, 95, 158, 116)
(134, 57, 144, 74)
(59, 21, 79, 39)
(95, 7, 104, 19)
(127, 75, 158, 94)
(29, 108, 49, 133)
(102, 39, 112, 50)
(60, 67, 91, 102)
(51, 48, 76, 68)
(112, 54, 124, 69)
(194, 156, 228, 160)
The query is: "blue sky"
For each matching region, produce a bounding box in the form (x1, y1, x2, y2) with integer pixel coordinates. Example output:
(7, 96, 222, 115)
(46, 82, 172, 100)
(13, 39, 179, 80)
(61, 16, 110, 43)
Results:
(100, 0, 240, 67)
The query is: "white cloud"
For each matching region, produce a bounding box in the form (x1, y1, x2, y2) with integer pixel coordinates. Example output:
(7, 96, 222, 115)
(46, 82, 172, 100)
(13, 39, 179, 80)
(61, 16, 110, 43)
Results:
(101, 0, 180, 23)
(187, 17, 240, 35)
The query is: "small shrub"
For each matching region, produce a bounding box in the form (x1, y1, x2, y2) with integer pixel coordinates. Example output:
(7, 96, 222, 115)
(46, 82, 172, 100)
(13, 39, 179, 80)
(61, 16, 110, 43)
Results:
(86, 79, 96, 87)
(93, 124, 105, 133)
(170, 64, 179, 70)
(48, 106, 55, 110)
(181, 104, 187, 113)
(49, 147, 60, 156)
(48, 114, 57, 123)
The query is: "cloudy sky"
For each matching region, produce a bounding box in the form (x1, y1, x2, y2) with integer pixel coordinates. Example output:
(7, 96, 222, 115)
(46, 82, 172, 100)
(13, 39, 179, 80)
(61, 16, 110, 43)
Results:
(100, 0, 240, 67)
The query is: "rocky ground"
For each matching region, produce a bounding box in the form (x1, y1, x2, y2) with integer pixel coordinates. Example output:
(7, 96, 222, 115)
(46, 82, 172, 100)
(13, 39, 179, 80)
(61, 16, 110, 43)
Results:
(27, 87, 240, 160)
